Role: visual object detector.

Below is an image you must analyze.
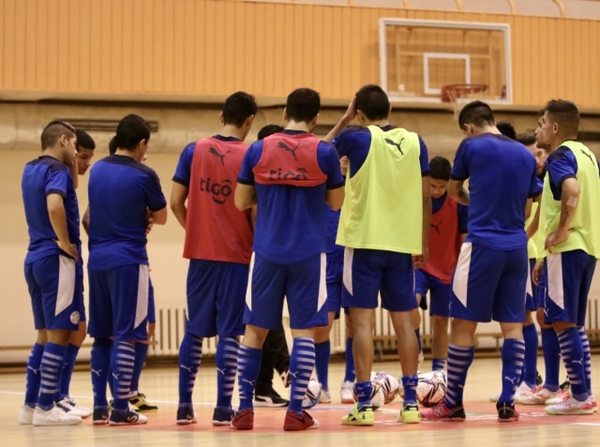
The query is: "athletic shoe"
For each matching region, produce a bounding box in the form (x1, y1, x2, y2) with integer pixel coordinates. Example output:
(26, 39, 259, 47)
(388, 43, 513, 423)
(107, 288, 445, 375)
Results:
(518, 386, 561, 405)
(283, 410, 319, 431)
(497, 401, 519, 422)
(280, 370, 291, 388)
(421, 401, 466, 421)
(398, 403, 420, 424)
(176, 406, 197, 425)
(128, 392, 158, 412)
(231, 408, 254, 430)
(92, 407, 109, 425)
(340, 381, 354, 404)
(545, 388, 571, 405)
(18, 405, 34, 425)
(536, 371, 543, 386)
(109, 408, 148, 425)
(559, 378, 571, 391)
(319, 389, 332, 404)
(545, 396, 595, 415)
(254, 390, 289, 407)
(341, 404, 374, 426)
(588, 395, 598, 413)
(212, 407, 235, 426)
(32, 406, 82, 426)
(514, 382, 537, 405)
(56, 397, 92, 418)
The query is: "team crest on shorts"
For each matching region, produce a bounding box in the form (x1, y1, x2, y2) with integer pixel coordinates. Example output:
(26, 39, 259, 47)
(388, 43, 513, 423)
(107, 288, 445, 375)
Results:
(70, 311, 81, 325)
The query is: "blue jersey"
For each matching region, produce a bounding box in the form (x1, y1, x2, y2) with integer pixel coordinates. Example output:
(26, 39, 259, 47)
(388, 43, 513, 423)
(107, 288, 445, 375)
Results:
(22, 156, 80, 264)
(238, 130, 344, 264)
(333, 125, 431, 177)
(451, 133, 541, 251)
(87, 155, 167, 270)
(545, 145, 597, 200)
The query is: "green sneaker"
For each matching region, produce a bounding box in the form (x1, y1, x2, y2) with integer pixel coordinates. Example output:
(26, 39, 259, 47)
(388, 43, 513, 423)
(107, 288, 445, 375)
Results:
(399, 404, 421, 424)
(342, 404, 375, 426)
(128, 392, 158, 412)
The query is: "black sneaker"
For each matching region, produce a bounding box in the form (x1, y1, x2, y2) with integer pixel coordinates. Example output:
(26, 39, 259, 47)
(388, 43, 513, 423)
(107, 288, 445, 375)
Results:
(176, 406, 197, 425)
(93, 407, 109, 425)
(128, 392, 158, 412)
(560, 378, 571, 391)
(254, 390, 289, 407)
(536, 370, 543, 386)
(212, 406, 234, 426)
(109, 408, 148, 425)
(497, 401, 519, 422)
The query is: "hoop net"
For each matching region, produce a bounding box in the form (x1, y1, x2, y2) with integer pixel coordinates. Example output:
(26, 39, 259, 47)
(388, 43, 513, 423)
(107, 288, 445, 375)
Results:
(441, 84, 489, 119)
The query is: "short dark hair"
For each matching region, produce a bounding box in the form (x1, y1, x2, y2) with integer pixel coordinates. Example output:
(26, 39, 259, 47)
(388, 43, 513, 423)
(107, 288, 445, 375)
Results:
(355, 84, 390, 121)
(286, 88, 320, 123)
(75, 128, 96, 150)
(41, 120, 76, 150)
(108, 136, 118, 155)
(222, 91, 258, 127)
(429, 156, 452, 180)
(257, 124, 284, 140)
(496, 121, 516, 140)
(544, 99, 580, 136)
(517, 131, 536, 146)
(458, 100, 495, 130)
(114, 114, 151, 151)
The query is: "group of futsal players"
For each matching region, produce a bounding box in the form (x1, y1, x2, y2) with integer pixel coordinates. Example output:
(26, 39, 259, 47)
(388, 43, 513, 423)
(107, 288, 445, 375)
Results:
(19, 83, 600, 430)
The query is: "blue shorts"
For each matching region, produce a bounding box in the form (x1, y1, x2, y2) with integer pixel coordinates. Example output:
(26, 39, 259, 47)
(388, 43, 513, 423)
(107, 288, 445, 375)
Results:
(186, 260, 248, 337)
(450, 242, 528, 323)
(148, 277, 156, 324)
(88, 264, 149, 342)
(415, 269, 451, 317)
(325, 281, 343, 314)
(546, 250, 596, 326)
(342, 248, 416, 312)
(245, 253, 328, 330)
(526, 258, 547, 311)
(25, 254, 82, 331)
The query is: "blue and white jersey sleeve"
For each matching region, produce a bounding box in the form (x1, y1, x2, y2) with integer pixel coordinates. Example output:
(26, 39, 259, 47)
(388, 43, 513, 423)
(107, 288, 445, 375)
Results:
(237, 141, 263, 185)
(172, 143, 196, 186)
(144, 169, 167, 211)
(547, 147, 578, 200)
(317, 142, 345, 189)
(418, 136, 431, 177)
(450, 140, 470, 180)
(46, 166, 69, 197)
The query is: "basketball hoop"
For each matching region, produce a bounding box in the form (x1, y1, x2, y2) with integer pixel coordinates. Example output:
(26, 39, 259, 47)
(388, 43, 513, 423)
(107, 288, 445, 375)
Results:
(441, 83, 488, 119)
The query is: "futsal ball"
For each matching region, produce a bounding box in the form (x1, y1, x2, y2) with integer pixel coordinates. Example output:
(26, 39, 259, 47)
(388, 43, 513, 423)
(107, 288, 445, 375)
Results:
(416, 370, 447, 407)
(371, 371, 400, 405)
(302, 378, 322, 409)
(352, 382, 385, 410)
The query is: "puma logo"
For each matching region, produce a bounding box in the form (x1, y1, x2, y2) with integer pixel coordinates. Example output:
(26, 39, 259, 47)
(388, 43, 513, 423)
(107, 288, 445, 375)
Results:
(208, 146, 230, 166)
(385, 137, 404, 155)
(276, 141, 298, 160)
(90, 368, 102, 377)
(579, 149, 595, 166)
(430, 220, 443, 234)
(180, 364, 195, 374)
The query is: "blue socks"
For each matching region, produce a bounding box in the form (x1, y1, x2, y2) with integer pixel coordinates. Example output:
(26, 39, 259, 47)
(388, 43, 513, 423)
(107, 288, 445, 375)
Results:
(178, 333, 203, 405)
(499, 338, 525, 403)
(444, 344, 474, 407)
(24, 343, 44, 407)
(343, 337, 356, 382)
(541, 327, 560, 391)
(216, 336, 239, 409)
(354, 381, 373, 409)
(402, 375, 419, 405)
(237, 344, 262, 411)
(111, 341, 135, 411)
(432, 358, 447, 371)
(58, 343, 80, 400)
(130, 342, 149, 394)
(522, 324, 538, 387)
(91, 338, 112, 409)
(38, 343, 66, 410)
(558, 328, 588, 401)
(289, 337, 316, 414)
(578, 327, 592, 395)
(315, 340, 330, 391)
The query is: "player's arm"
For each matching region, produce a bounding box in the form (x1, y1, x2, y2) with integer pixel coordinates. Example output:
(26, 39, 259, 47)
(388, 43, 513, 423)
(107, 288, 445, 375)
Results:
(448, 179, 469, 206)
(47, 193, 78, 260)
(170, 182, 189, 229)
(149, 206, 168, 226)
(546, 177, 579, 249)
(324, 98, 356, 143)
(326, 186, 344, 211)
(524, 197, 533, 220)
(526, 200, 541, 239)
(82, 205, 90, 235)
(235, 184, 257, 210)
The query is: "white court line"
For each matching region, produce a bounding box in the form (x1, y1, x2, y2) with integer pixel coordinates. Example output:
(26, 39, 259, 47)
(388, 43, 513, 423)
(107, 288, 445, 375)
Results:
(572, 422, 600, 426)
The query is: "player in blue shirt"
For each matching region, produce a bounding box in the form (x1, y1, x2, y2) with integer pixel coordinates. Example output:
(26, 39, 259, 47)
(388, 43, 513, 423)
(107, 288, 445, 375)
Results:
(87, 114, 167, 426)
(19, 120, 83, 426)
(231, 88, 345, 431)
(422, 101, 541, 423)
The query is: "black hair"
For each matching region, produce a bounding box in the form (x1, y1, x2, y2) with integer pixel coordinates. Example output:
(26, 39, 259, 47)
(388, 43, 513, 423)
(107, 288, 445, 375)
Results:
(517, 131, 536, 146)
(429, 156, 452, 181)
(496, 121, 516, 140)
(41, 120, 76, 150)
(458, 100, 495, 130)
(257, 124, 284, 140)
(222, 91, 258, 127)
(543, 99, 580, 137)
(114, 114, 151, 151)
(355, 84, 390, 121)
(75, 128, 96, 150)
(286, 88, 320, 123)
(108, 136, 118, 155)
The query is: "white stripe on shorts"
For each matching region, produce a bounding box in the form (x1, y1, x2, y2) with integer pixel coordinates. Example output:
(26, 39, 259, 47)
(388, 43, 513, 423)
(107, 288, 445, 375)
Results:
(134, 265, 149, 329)
(526, 261, 533, 297)
(245, 252, 256, 311)
(546, 253, 565, 310)
(343, 247, 354, 296)
(452, 242, 472, 308)
(317, 253, 327, 311)
(55, 255, 75, 316)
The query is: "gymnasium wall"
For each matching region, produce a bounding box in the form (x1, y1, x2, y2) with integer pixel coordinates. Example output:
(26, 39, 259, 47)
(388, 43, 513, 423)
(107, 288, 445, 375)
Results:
(1, 0, 600, 108)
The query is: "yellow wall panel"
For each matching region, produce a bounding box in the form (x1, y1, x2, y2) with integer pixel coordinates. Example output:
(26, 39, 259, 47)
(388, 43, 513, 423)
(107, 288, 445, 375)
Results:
(1, 0, 599, 108)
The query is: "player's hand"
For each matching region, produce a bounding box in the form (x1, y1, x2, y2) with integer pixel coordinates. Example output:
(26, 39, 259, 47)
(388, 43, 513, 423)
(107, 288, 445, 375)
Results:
(57, 240, 79, 261)
(341, 97, 357, 125)
(532, 259, 544, 286)
(545, 228, 569, 252)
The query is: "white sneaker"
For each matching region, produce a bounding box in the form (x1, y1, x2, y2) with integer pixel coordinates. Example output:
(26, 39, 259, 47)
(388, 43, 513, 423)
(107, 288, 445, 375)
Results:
(340, 381, 354, 404)
(514, 382, 536, 405)
(56, 398, 92, 418)
(545, 388, 571, 405)
(18, 405, 34, 425)
(32, 406, 82, 426)
(319, 389, 332, 404)
(517, 387, 561, 405)
(545, 396, 595, 415)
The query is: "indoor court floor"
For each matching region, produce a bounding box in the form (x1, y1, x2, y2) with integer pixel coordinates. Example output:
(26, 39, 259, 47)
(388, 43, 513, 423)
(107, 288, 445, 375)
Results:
(1, 357, 599, 447)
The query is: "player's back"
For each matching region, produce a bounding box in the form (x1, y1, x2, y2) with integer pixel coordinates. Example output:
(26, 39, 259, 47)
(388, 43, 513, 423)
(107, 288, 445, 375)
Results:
(454, 134, 537, 250)
(87, 155, 165, 270)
